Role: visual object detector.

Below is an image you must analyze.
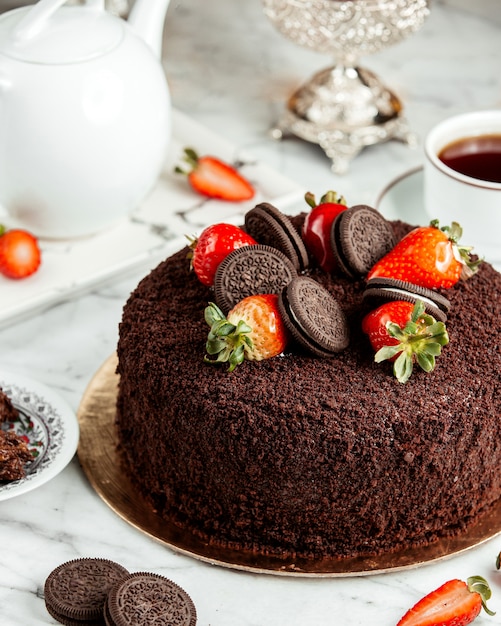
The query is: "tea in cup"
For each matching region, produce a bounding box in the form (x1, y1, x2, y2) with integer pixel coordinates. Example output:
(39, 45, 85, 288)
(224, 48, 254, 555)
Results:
(423, 110, 501, 262)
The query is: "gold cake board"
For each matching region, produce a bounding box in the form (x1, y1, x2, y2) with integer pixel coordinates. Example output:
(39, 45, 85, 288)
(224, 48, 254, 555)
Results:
(77, 354, 501, 577)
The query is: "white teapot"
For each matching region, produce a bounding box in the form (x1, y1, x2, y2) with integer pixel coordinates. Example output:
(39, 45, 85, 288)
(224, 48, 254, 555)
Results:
(0, 0, 172, 239)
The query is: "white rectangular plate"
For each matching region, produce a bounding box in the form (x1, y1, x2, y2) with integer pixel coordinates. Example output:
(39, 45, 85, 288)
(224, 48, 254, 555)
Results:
(0, 109, 305, 329)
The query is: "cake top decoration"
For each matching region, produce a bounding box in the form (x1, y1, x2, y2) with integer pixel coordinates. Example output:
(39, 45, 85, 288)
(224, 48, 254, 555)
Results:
(188, 194, 481, 383)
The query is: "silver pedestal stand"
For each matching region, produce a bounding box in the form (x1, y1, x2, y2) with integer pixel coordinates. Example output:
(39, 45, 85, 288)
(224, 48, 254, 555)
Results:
(262, 0, 430, 174)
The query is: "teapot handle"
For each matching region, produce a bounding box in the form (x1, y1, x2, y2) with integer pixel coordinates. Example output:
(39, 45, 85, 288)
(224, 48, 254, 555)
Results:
(13, 0, 105, 43)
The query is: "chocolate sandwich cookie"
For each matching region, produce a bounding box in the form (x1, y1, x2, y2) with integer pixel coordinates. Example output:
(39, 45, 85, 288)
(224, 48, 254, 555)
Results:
(244, 202, 309, 271)
(214, 244, 297, 313)
(363, 277, 451, 322)
(278, 276, 349, 357)
(44, 558, 129, 626)
(330, 205, 396, 278)
(105, 572, 197, 626)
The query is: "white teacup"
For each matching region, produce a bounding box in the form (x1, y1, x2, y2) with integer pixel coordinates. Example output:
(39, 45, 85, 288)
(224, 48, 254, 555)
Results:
(424, 110, 501, 262)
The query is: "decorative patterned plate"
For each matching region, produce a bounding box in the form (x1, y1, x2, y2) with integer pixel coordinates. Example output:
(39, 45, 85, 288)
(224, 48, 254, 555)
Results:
(0, 371, 79, 500)
(77, 355, 501, 577)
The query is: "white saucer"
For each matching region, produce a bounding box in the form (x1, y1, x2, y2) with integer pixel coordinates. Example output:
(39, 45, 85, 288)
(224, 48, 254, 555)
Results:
(375, 166, 425, 225)
(0, 371, 79, 500)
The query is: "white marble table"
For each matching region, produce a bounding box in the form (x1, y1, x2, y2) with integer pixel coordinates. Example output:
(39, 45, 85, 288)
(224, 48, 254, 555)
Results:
(1, 1, 501, 624)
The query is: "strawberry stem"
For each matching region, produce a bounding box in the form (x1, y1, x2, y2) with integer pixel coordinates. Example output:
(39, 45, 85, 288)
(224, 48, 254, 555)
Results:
(430, 219, 482, 279)
(204, 302, 253, 372)
(174, 147, 200, 176)
(374, 300, 449, 384)
(467, 576, 496, 616)
(304, 191, 346, 208)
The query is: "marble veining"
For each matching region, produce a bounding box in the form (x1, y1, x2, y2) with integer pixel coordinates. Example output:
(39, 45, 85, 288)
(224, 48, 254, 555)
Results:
(1, 0, 501, 624)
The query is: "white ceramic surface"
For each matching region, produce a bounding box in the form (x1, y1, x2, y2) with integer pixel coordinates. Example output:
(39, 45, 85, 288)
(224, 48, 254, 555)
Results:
(1, 1, 501, 625)
(0, 0, 171, 239)
(423, 109, 501, 261)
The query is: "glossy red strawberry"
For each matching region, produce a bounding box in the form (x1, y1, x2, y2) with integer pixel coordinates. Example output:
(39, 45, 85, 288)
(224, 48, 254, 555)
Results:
(397, 576, 494, 626)
(302, 191, 347, 272)
(0, 226, 41, 279)
(204, 295, 288, 371)
(188, 223, 257, 286)
(367, 220, 480, 289)
(361, 300, 449, 383)
(175, 147, 255, 201)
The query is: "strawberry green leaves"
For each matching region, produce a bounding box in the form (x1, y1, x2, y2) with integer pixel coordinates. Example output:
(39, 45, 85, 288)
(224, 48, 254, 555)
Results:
(204, 295, 288, 372)
(363, 300, 449, 384)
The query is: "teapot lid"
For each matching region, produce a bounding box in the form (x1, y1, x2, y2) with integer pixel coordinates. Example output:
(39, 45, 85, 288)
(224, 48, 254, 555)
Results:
(0, 6, 124, 64)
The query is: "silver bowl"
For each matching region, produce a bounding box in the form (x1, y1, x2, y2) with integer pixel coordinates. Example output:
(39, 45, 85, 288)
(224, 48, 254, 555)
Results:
(262, 0, 430, 173)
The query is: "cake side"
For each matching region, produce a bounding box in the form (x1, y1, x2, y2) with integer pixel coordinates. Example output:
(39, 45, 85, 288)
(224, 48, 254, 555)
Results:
(116, 220, 501, 560)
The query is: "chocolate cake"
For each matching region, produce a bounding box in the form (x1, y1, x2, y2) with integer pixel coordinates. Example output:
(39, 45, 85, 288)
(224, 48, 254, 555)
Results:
(116, 218, 501, 560)
(0, 388, 32, 482)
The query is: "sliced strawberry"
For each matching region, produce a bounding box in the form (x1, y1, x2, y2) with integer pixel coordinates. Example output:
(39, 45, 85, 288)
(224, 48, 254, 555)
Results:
(0, 226, 41, 279)
(361, 300, 449, 383)
(204, 295, 288, 371)
(367, 220, 480, 289)
(188, 223, 257, 287)
(302, 190, 347, 272)
(397, 576, 495, 626)
(175, 147, 255, 201)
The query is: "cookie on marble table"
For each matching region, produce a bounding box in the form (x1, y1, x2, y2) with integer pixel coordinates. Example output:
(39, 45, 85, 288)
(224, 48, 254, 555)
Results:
(44, 558, 129, 626)
(104, 572, 197, 626)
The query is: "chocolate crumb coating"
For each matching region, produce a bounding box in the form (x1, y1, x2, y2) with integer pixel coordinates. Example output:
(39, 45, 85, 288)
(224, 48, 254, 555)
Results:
(0, 430, 32, 482)
(116, 218, 501, 560)
(0, 389, 32, 482)
(0, 387, 19, 424)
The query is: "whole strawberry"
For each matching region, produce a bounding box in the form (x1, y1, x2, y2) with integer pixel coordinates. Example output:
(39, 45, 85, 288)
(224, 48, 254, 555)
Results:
(367, 220, 480, 289)
(361, 300, 449, 383)
(397, 576, 494, 626)
(188, 223, 257, 286)
(175, 147, 255, 202)
(0, 225, 41, 279)
(204, 295, 288, 371)
(302, 191, 347, 272)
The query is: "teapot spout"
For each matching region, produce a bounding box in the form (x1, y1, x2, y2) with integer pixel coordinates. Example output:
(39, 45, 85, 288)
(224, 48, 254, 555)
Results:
(127, 0, 171, 59)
